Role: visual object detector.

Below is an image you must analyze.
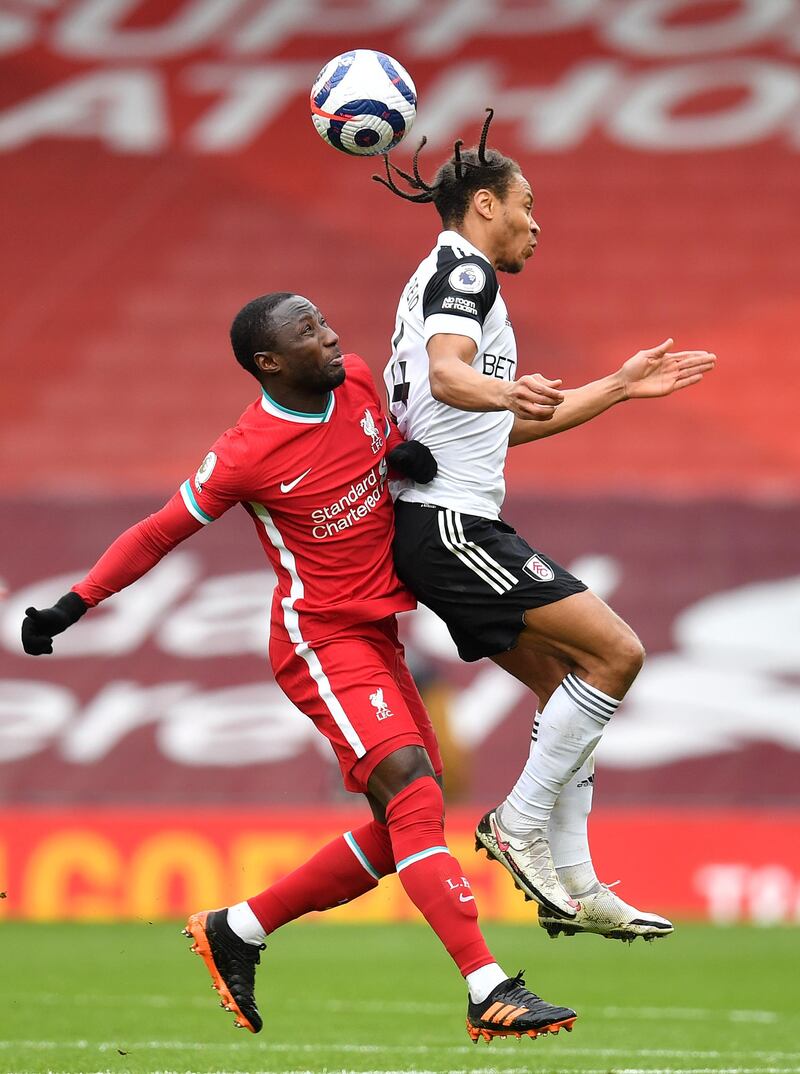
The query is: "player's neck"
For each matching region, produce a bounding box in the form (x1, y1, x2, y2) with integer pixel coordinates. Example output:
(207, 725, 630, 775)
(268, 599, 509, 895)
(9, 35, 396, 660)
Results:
(448, 223, 496, 267)
(261, 382, 332, 417)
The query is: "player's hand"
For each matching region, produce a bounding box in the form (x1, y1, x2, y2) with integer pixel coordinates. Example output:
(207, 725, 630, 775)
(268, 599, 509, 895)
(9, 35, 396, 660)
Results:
(506, 374, 564, 421)
(620, 339, 716, 400)
(387, 440, 438, 484)
(21, 592, 87, 655)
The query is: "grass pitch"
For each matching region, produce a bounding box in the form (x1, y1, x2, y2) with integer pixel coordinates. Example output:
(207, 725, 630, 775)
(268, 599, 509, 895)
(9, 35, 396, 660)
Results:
(1, 920, 798, 1074)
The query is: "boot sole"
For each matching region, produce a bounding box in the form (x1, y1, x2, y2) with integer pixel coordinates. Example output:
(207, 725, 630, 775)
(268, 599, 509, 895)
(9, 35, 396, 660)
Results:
(467, 1015, 577, 1043)
(182, 911, 260, 1033)
(539, 915, 674, 943)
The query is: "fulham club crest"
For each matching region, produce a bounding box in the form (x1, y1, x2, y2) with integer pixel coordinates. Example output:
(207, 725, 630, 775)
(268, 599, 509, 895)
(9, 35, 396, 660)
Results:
(523, 554, 555, 582)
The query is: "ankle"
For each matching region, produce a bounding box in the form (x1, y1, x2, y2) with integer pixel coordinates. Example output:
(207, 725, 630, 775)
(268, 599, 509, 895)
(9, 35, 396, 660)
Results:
(466, 962, 508, 1003)
(556, 861, 601, 898)
(497, 802, 547, 841)
(226, 902, 268, 946)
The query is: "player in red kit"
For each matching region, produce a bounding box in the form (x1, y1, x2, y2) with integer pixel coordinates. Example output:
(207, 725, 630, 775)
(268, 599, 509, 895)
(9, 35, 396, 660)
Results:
(21, 293, 576, 1044)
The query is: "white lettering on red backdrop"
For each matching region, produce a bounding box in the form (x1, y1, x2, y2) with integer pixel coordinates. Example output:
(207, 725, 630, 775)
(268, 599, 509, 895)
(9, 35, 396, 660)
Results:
(2, 557, 799, 769)
(1, 1, 799, 153)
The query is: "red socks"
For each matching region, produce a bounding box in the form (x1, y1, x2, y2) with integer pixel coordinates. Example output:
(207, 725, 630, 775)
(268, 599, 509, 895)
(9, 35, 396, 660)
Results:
(247, 820, 395, 934)
(246, 778, 494, 979)
(385, 776, 494, 976)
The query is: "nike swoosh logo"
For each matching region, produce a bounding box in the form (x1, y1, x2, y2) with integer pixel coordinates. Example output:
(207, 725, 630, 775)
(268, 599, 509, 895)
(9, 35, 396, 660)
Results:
(490, 816, 510, 853)
(280, 468, 312, 493)
(459, 893, 475, 903)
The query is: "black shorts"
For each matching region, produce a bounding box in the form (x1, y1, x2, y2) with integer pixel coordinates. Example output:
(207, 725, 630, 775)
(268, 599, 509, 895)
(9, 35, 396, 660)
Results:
(393, 500, 587, 662)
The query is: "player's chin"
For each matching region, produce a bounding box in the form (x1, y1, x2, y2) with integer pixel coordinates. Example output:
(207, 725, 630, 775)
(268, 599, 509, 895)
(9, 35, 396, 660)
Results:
(496, 254, 527, 274)
(325, 363, 347, 389)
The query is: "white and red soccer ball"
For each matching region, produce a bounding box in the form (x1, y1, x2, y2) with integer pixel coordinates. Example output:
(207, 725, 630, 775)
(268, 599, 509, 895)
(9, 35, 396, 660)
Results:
(310, 49, 417, 157)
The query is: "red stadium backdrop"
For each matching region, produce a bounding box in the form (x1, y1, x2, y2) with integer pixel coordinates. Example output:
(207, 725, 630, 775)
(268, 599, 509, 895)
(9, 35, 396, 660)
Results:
(1, 1, 799, 923)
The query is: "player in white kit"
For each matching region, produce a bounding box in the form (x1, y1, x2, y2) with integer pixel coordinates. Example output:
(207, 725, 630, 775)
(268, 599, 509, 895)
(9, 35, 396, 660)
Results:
(376, 111, 715, 941)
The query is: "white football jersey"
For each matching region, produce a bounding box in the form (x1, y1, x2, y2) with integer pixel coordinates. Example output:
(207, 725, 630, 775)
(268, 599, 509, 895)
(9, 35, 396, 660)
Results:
(384, 230, 517, 519)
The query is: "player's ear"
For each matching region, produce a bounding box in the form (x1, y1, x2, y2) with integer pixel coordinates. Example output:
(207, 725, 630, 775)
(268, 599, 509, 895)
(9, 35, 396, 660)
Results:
(254, 350, 281, 374)
(472, 188, 495, 221)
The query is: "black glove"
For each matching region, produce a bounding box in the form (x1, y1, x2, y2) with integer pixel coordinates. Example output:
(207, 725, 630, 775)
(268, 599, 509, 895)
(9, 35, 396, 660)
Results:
(387, 440, 438, 484)
(21, 592, 88, 655)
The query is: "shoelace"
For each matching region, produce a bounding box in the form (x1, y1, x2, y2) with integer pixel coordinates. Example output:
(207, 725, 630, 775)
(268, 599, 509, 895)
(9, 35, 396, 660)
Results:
(496, 826, 571, 902)
(493, 822, 556, 874)
(595, 880, 622, 897)
(498, 970, 540, 1008)
(518, 838, 558, 877)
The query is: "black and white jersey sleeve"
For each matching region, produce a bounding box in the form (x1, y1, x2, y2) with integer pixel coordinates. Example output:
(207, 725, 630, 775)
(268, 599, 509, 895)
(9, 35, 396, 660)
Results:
(422, 250, 499, 348)
(384, 230, 518, 520)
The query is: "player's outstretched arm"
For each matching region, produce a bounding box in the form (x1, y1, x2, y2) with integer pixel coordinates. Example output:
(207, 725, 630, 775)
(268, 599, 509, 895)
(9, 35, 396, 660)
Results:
(428, 333, 564, 419)
(509, 339, 716, 447)
(20, 493, 203, 655)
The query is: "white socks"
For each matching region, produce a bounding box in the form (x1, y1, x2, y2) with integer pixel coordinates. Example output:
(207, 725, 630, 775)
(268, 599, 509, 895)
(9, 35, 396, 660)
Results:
(466, 962, 508, 1003)
(556, 859, 600, 897)
(550, 749, 595, 863)
(550, 745, 601, 895)
(498, 675, 619, 839)
(227, 901, 267, 946)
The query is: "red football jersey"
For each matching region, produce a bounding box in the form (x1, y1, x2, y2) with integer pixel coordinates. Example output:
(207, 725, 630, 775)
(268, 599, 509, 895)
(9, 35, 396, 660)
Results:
(177, 354, 415, 643)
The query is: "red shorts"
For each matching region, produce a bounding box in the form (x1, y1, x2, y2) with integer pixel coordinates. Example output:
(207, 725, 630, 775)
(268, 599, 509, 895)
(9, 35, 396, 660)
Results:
(269, 616, 443, 794)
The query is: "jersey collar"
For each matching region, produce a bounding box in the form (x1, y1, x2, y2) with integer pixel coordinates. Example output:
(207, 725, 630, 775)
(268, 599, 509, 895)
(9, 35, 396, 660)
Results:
(438, 229, 493, 266)
(260, 387, 335, 424)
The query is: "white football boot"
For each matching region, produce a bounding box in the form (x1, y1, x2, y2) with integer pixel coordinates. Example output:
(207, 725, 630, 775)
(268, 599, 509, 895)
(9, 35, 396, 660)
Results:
(475, 809, 580, 918)
(538, 882, 674, 942)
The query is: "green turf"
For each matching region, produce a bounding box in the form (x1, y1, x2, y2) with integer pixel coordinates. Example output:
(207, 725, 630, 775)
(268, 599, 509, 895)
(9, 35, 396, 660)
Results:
(1, 921, 798, 1074)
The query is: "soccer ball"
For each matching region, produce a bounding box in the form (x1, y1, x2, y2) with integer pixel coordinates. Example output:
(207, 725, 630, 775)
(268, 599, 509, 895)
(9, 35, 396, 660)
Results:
(310, 49, 417, 157)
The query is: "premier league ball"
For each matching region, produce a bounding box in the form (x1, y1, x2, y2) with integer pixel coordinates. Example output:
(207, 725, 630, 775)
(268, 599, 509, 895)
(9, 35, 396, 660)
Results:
(310, 49, 417, 157)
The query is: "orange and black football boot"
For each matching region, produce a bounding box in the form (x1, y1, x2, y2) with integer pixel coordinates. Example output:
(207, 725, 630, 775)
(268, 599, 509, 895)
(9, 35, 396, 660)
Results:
(183, 908, 265, 1033)
(466, 970, 577, 1043)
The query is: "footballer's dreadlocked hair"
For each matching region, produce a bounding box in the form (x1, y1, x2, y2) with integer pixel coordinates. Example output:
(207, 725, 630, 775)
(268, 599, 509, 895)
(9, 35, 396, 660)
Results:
(230, 291, 295, 378)
(372, 109, 521, 227)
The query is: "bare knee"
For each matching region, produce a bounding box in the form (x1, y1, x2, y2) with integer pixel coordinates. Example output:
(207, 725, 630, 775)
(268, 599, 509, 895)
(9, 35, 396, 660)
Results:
(366, 745, 437, 811)
(574, 623, 644, 699)
(607, 626, 645, 689)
